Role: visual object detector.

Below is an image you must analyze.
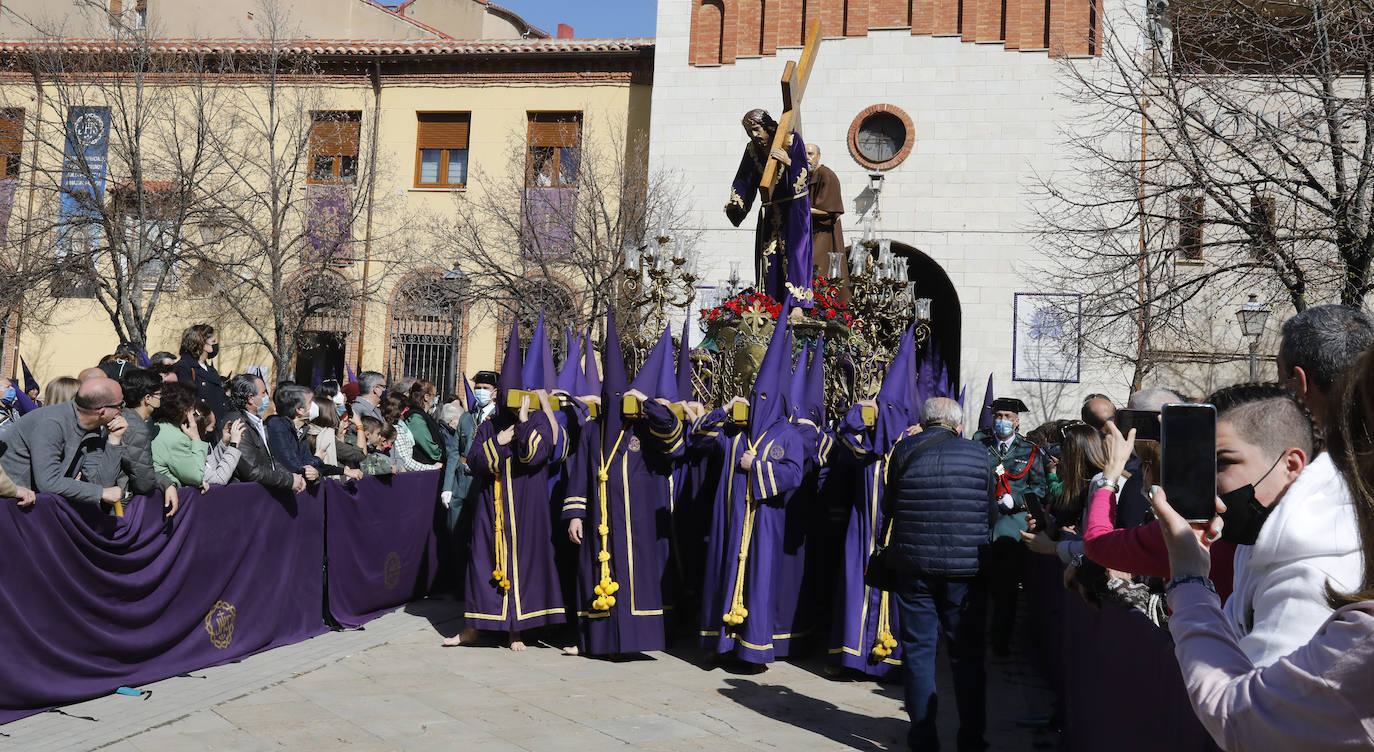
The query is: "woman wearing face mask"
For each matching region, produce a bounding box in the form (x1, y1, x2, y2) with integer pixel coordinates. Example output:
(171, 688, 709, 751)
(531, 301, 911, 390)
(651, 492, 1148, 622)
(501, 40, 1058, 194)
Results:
(150, 382, 213, 487)
(1152, 356, 1374, 751)
(265, 384, 360, 482)
(1077, 385, 1314, 611)
(173, 324, 232, 426)
(402, 380, 445, 467)
(306, 392, 366, 471)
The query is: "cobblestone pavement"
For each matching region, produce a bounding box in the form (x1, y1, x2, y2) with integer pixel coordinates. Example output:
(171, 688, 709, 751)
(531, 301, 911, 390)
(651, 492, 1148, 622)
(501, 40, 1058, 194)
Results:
(0, 597, 1056, 751)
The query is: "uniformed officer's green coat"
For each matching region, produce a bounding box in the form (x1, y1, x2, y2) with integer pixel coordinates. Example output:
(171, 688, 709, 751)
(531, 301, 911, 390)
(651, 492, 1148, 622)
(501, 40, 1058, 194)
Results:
(973, 430, 1049, 542)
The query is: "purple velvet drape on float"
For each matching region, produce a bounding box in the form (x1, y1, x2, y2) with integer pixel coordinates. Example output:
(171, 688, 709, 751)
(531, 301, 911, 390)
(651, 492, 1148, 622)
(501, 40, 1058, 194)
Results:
(325, 471, 442, 628)
(0, 484, 327, 724)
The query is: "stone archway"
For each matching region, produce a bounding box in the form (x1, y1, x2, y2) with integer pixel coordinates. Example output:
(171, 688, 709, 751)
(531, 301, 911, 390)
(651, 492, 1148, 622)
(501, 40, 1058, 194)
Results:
(891, 242, 961, 387)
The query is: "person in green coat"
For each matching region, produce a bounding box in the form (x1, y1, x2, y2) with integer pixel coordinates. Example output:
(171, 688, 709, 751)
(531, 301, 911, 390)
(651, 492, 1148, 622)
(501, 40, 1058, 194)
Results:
(974, 397, 1049, 656)
(150, 382, 210, 488)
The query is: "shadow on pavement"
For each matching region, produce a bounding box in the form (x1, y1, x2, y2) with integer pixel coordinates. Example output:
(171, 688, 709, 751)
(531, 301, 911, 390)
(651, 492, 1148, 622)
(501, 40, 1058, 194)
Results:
(718, 677, 908, 750)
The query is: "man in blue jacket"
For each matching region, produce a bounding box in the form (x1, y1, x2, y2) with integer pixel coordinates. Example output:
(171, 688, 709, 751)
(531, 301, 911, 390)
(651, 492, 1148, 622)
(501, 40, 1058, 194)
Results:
(884, 396, 995, 752)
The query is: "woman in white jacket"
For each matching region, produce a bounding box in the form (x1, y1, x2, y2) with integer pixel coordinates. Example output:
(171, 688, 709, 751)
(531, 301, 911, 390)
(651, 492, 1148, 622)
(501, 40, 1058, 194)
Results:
(193, 403, 244, 489)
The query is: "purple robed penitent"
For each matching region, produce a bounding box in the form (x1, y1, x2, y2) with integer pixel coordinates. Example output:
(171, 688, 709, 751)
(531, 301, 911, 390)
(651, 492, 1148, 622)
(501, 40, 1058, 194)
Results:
(560, 314, 685, 655)
(692, 311, 805, 664)
(463, 322, 565, 633)
(726, 132, 814, 309)
(827, 325, 922, 678)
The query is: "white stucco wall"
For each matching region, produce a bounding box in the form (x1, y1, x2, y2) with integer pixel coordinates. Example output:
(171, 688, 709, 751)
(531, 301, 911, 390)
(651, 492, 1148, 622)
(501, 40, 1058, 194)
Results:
(649, 3, 1133, 423)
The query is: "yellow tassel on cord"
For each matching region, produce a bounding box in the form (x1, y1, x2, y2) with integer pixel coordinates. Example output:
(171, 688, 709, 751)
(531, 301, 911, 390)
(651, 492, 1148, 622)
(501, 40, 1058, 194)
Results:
(491, 473, 509, 594)
(590, 432, 625, 612)
(723, 436, 764, 631)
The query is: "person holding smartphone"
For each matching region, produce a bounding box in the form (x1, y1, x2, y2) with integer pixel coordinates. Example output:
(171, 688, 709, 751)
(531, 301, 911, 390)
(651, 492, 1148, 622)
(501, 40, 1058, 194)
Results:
(1151, 348, 1374, 750)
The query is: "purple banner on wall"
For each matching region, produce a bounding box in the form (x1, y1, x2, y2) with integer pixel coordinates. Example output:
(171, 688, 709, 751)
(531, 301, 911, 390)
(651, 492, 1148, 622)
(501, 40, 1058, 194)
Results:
(325, 470, 442, 628)
(305, 183, 354, 263)
(0, 483, 327, 724)
(521, 186, 575, 257)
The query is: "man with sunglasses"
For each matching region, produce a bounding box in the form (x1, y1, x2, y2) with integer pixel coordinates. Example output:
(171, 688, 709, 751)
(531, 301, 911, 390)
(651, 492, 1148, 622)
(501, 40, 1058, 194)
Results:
(0, 376, 128, 509)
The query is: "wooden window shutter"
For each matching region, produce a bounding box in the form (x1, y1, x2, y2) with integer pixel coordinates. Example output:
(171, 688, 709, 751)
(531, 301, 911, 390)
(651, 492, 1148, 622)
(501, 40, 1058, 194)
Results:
(110, 0, 123, 15)
(0, 109, 23, 157)
(528, 113, 581, 147)
(417, 113, 469, 149)
(311, 114, 360, 157)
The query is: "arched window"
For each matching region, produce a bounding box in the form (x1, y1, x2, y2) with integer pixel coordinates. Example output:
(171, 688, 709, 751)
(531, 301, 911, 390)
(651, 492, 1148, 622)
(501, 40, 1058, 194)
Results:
(693, 0, 725, 65)
(294, 272, 358, 385)
(510, 278, 579, 368)
(388, 271, 466, 396)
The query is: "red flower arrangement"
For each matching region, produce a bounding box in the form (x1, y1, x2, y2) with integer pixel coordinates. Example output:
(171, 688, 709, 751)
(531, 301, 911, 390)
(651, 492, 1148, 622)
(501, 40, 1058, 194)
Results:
(699, 274, 860, 330)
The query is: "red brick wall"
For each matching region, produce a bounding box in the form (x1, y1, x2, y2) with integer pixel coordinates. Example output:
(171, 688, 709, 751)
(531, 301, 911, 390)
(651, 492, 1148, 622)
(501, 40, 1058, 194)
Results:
(685, 0, 1096, 64)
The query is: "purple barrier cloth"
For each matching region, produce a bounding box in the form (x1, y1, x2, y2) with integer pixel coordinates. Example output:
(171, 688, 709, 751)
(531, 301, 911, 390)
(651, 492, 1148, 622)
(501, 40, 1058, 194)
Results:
(324, 471, 442, 628)
(0, 484, 327, 724)
(1024, 555, 1219, 752)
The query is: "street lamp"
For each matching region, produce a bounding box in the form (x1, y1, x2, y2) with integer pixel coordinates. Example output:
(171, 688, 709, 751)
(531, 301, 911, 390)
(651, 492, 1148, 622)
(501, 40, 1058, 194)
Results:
(1236, 293, 1272, 381)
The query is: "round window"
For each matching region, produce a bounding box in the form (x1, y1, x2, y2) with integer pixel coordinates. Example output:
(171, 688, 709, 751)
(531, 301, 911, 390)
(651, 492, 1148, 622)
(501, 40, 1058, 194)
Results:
(848, 105, 914, 170)
(856, 112, 906, 164)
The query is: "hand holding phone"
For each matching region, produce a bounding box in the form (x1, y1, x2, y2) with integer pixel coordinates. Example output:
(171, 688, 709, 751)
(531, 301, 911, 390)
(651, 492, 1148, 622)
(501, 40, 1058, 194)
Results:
(1161, 403, 1217, 523)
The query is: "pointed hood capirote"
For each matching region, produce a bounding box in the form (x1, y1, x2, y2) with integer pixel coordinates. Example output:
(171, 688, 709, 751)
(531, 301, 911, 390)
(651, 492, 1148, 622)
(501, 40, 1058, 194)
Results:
(463, 373, 476, 413)
(521, 311, 558, 392)
(874, 324, 917, 451)
(497, 319, 523, 426)
(676, 318, 693, 403)
(787, 343, 810, 421)
(629, 326, 677, 402)
(557, 330, 582, 394)
(749, 303, 792, 442)
(580, 328, 601, 397)
(804, 333, 826, 426)
(600, 310, 629, 440)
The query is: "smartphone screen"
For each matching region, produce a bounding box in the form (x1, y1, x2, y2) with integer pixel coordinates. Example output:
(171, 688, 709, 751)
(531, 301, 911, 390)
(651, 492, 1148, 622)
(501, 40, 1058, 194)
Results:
(1115, 408, 1161, 442)
(1161, 403, 1217, 522)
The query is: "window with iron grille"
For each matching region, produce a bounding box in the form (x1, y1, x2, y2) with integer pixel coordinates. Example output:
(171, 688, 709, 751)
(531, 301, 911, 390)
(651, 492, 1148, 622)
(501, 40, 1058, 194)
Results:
(389, 278, 463, 396)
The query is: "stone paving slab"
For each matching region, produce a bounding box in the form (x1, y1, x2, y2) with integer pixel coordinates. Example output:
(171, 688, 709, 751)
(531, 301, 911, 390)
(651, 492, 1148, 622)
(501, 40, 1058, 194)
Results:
(0, 596, 1055, 751)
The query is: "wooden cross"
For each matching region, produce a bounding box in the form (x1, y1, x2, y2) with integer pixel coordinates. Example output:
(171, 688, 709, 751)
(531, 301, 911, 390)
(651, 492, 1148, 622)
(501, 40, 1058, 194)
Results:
(759, 19, 822, 203)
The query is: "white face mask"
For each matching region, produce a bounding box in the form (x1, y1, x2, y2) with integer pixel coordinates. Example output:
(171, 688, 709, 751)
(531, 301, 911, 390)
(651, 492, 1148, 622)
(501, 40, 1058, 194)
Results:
(307, 401, 320, 421)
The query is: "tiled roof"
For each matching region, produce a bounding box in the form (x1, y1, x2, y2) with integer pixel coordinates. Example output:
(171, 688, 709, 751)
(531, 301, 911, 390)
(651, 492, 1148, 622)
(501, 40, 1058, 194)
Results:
(0, 38, 653, 56)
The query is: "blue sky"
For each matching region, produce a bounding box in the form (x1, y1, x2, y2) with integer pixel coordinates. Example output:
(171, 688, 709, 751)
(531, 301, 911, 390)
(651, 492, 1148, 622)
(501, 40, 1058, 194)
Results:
(503, 0, 658, 39)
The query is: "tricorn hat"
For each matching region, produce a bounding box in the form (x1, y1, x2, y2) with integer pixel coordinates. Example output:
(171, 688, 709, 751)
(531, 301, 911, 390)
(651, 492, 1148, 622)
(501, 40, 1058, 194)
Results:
(988, 397, 1029, 413)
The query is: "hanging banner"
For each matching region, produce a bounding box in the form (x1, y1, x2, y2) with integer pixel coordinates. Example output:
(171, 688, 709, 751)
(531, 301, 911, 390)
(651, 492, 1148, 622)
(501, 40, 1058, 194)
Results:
(56, 106, 111, 252)
(305, 183, 353, 263)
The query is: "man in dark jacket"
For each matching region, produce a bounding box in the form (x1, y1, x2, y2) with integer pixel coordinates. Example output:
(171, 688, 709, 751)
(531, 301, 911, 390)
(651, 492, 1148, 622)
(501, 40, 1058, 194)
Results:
(885, 397, 994, 752)
(223, 374, 305, 494)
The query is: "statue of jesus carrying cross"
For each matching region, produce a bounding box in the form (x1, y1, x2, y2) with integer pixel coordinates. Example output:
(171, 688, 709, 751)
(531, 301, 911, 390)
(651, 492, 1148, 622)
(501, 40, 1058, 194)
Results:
(723, 21, 823, 315)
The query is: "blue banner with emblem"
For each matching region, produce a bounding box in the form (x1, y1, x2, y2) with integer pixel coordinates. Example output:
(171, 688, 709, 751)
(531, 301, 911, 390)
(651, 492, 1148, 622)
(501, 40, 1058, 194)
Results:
(56, 105, 111, 252)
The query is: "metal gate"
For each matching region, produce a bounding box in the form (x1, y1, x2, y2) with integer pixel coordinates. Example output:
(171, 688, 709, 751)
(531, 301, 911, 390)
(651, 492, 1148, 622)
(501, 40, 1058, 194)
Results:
(388, 277, 462, 397)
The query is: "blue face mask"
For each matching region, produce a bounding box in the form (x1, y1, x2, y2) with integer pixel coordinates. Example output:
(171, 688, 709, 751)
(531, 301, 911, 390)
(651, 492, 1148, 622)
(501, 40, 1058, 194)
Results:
(1, 386, 14, 405)
(994, 419, 1016, 440)
(335, 404, 347, 418)
(256, 396, 270, 416)
(473, 388, 493, 407)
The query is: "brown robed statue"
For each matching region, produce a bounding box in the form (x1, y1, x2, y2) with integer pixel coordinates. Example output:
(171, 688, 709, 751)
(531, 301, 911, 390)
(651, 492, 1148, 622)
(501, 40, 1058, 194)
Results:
(806, 143, 851, 303)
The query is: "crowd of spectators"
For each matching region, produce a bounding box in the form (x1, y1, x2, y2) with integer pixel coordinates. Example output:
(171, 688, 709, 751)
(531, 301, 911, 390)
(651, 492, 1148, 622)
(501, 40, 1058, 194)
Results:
(0, 324, 476, 518)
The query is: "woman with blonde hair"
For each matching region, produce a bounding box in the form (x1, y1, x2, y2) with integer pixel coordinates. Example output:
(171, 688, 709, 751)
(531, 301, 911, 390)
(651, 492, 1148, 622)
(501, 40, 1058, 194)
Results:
(43, 376, 79, 406)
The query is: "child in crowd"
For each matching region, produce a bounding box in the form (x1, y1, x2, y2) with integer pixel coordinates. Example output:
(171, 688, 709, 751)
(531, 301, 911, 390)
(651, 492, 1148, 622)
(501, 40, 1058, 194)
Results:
(359, 416, 397, 476)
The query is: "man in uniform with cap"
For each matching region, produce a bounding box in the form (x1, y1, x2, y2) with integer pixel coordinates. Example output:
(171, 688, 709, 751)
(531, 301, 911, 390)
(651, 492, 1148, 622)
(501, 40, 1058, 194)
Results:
(470, 370, 500, 426)
(975, 397, 1049, 656)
